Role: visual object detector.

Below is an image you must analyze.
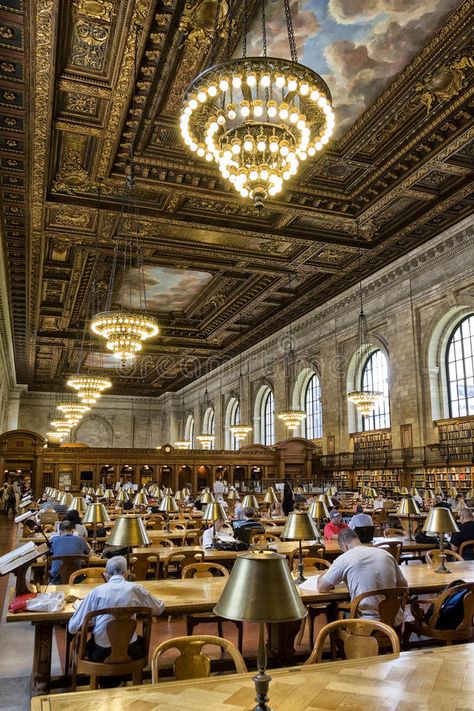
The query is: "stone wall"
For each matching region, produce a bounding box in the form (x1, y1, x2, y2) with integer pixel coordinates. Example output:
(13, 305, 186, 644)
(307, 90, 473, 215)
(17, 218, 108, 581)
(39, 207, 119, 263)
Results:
(0, 224, 20, 434)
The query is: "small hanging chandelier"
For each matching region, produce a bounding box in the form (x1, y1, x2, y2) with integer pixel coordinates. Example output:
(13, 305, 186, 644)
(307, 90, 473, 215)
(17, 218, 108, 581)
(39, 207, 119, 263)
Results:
(277, 410, 306, 431)
(67, 375, 112, 404)
(90, 26, 159, 364)
(229, 424, 253, 442)
(180, 0, 334, 209)
(174, 441, 192, 450)
(57, 402, 90, 426)
(347, 255, 382, 416)
(196, 434, 215, 449)
(49, 419, 73, 436)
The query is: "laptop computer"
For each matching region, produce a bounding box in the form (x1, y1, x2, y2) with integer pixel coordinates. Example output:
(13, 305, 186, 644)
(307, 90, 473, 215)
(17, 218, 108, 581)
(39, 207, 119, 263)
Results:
(354, 525, 375, 543)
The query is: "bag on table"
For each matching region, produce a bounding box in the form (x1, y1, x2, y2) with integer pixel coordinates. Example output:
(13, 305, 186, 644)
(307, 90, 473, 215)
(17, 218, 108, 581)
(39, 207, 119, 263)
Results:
(24, 592, 65, 612)
(213, 539, 249, 551)
(8, 593, 37, 613)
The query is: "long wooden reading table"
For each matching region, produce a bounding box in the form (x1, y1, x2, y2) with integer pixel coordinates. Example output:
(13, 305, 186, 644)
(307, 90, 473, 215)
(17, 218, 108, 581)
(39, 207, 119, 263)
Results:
(8, 561, 474, 694)
(31, 644, 474, 710)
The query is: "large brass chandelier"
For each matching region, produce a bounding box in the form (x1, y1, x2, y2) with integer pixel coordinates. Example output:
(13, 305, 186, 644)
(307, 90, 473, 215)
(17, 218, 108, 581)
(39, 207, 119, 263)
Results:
(90, 312, 159, 366)
(67, 375, 112, 404)
(180, 0, 334, 209)
(57, 402, 90, 426)
(347, 258, 382, 416)
(229, 424, 253, 442)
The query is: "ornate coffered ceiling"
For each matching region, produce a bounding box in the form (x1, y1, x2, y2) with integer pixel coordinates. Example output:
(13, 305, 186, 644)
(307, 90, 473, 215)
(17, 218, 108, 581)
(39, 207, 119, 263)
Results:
(0, 0, 472, 395)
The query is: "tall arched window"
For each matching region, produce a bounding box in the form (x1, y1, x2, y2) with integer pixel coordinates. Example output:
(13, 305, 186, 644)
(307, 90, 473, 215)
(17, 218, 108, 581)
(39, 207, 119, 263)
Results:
(262, 389, 275, 445)
(446, 314, 474, 417)
(202, 406, 215, 449)
(361, 349, 390, 431)
(225, 396, 240, 449)
(184, 414, 195, 447)
(304, 374, 322, 439)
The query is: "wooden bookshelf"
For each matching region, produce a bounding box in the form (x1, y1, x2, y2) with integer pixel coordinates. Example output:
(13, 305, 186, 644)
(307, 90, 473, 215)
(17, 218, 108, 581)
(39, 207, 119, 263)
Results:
(353, 468, 406, 493)
(436, 416, 474, 461)
(410, 466, 473, 494)
(351, 429, 392, 467)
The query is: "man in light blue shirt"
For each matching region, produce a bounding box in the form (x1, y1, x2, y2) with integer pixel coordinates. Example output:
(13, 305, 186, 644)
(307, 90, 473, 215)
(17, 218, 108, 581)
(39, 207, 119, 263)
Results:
(349, 505, 374, 530)
(49, 520, 90, 582)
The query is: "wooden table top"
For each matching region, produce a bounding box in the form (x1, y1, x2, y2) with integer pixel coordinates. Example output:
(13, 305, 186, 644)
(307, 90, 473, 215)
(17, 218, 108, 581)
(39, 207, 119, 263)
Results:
(146, 529, 200, 541)
(31, 644, 474, 710)
(9, 561, 474, 625)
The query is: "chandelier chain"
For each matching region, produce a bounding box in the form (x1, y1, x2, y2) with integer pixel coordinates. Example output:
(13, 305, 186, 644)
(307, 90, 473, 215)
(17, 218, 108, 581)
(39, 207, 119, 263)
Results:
(242, 0, 247, 59)
(283, 0, 298, 63)
(261, 0, 267, 58)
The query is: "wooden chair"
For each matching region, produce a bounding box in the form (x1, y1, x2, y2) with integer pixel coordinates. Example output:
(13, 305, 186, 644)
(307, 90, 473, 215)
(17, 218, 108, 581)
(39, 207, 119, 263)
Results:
(163, 550, 204, 579)
(459, 539, 474, 560)
(49, 554, 89, 584)
(404, 582, 474, 648)
(288, 544, 325, 572)
(339, 587, 408, 641)
(384, 528, 406, 538)
(145, 520, 162, 530)
(425, 549, 463, 565)
(305, 618, 400, 664)
(70, 606, 152, 690)
(130, 554, 159, 580)
(183, 530, 199, 546)
(69, 567, 106, 584)
(292, 556, 330, 576)
(151, 635, 247, 682)
(153, 539, 175, 548)
(375, 541, 402, 563)
(181, 563, 244, 651)
(252, 533, 280, 545)
(169, 522, 187, 531)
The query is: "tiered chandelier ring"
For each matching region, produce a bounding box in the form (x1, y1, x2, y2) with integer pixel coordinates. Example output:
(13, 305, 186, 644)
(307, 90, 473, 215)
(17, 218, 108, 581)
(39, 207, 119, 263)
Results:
(90, 310, 160, 365)
(229, 425, 253, 442)
(347, 391, 383, 416)
(67, 375, 112, 404)
(277, 410, 306, 431)
(57, 402, 90, 425)
(180, 57, 334, 208)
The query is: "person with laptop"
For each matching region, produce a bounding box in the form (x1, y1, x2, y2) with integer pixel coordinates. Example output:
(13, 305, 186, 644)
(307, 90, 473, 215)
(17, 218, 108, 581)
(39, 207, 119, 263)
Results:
(349, 505, 374, 530)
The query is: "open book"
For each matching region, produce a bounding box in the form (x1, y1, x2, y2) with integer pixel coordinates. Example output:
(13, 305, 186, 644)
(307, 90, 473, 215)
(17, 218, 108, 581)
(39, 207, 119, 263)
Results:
(0, 542, 48, 576)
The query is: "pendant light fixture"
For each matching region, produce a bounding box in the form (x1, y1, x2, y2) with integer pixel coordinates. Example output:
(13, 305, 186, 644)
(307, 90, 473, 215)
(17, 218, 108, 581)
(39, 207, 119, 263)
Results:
(90, 24, 159, 365)
(347, 245, 382, 416)
(180, 0, 334, 209)
(277, 274, 306, 432)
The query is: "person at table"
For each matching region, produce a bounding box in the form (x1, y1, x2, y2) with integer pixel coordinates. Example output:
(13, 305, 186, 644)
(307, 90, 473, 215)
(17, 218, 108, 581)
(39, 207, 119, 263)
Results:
(232, 507, 264, 533)
(55, 509, 88, 539)
(281, 481, 294, 516)
(68, 556, 164, 685)
(349, 505, 374, 530)
(323, 510, 349, 540)
(233, 500, 245, 520)
(49, 520, 91, 583)
(372, 493, 385, 510)
(450, 508, 474, 560)
(452, 493, 467, 513)
(316, 528, 408, 622)
(202, 518, 236, 548)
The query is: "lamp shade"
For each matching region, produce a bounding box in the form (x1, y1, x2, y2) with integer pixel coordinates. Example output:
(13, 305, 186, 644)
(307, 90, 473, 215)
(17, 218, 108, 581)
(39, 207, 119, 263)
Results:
(367, 488, 378, 499)
(242, 494, 259, 510)
(202, 502, 228, 523)
(108, 514, 151, 547)
(424, 489, 436, 501)
(423, 507, 459, 534)
(400, 487, 409, 496)
(116, 490, 129, 503)
(68, 496, 87, 514)
(318, 493, 332, 508)
(83, 503, 110, 525)
(263, 488, 279, 504)
(163, 487, 174, 496)
(410, 487, 420, 498)
(397, 497, 420, 516)
(467, 489, 474, 499)
(200, 492, 215, 504)
(158, 495, 179, 513)
(174, 490, 183, 501)
(308, 500, 330, 521)
(95, 485, 105, 497)
(59, 492, 74, 507)
(103, 489, 115, 500)
(447, 487, 458, 498)
(282, 511, 319, 541)
(227, 489, 240, 501)
(182, 488, 191, 497)
(214, 550, 306, 623)
(133, 492, 149, 507)
(435, 485, 444, 496)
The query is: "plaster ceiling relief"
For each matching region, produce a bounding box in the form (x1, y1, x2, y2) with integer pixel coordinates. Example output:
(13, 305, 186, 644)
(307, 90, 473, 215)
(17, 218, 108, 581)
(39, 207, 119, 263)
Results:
(245, 0, 462, 136)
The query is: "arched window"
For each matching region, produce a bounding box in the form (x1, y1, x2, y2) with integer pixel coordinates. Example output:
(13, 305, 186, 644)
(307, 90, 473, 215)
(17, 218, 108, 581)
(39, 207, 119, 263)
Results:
(202, 406, 215, 449)
(230, 401, 240, 450)
(361, 349, 390, 431)
(225, 396, 240, 449)
(184, 414, 195, 448)
(304, 374, 322, 439)
(446, 314, 474, 417)
(262, 389, 275, 445)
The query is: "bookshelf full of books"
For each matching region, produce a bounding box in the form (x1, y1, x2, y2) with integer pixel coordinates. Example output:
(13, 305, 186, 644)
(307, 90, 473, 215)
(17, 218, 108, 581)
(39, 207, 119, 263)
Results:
(410, 466, 473, 494)
(351, 429, 392, 467)
(436, 416, 474, 462)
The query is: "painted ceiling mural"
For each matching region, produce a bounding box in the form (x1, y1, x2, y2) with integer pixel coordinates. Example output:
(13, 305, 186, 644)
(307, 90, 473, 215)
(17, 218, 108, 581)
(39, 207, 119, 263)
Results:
(247, 0, 462, 133)
(117, 266, 213, 313)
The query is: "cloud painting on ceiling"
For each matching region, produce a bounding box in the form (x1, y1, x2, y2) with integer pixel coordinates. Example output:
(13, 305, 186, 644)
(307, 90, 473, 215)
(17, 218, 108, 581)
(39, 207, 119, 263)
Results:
(246, 0, 461, 134)
(117, 266, 213, 312)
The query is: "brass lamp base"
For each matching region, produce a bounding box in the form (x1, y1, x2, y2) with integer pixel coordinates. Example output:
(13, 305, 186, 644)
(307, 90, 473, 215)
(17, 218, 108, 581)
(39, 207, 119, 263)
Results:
(253, 670, 272, 711)
(294, 539, 306, 586)
(434, 554, 452, 574)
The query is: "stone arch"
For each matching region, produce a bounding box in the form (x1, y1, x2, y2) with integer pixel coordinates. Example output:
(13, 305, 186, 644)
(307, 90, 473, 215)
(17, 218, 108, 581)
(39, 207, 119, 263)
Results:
(73, 413, 113, 447)
(346, 338, 391, 433)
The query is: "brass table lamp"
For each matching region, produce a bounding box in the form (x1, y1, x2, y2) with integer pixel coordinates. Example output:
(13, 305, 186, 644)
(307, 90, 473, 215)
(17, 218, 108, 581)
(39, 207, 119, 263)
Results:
(174, 490, 184, 501)
(424, 489, 436, 501)
(200, 492, 215, 505)
(242, 494, 259, 510)
(133, 492, 149, 509)
(116, 490, 129, 504)
(215, 551, 306, 711)
(202, 501, 228, 541)
(83, 502, 110, 549)
(59, 492, 73, 507)
(447, 486, 458, 498)
(410, 487, 420, 498)
(103, 489, 115, 501)
(396, 496, 420, 541)
(282, 511, 320, 584)
(423, 507, 459, 573)
(318, 493, 332, 508)
(95, 485, 105, 498)
(434, 485, 443, 496)
(263, 488, 278, 506)
(67, 496, 87, 514)
(400, 487, 409, 496)
(308, 500, 329, 534)
(158, 494, 179, 531)
(108, 514, 151, 568)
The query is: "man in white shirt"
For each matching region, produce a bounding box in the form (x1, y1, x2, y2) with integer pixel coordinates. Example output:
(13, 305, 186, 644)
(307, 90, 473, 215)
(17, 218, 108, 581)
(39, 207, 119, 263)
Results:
(372, 494, 385, 510)
(316, 528, 407, 624)
(202, 518, 235, 548)
(349, 505, 374, 530)
(68, 556, 164, 676)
